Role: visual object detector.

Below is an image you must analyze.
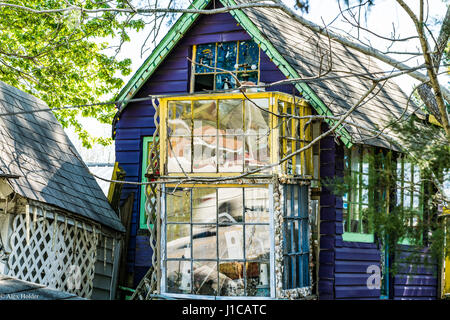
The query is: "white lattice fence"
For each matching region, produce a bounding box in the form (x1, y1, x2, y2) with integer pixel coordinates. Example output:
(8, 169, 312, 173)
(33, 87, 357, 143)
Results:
(7, 210, 99, 298)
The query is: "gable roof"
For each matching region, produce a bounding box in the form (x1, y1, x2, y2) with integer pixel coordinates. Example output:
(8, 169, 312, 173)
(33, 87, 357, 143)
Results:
(114, 0, 424, 150)
(0, 81, 124, 232)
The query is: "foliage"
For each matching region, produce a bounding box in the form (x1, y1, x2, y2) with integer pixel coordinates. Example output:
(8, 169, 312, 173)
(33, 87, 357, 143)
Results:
(323, 115, 449, 276)
(0, 1, 145, 147)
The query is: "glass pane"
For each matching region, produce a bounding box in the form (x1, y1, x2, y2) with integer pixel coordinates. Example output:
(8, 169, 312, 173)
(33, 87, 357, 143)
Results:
(362, 148, 370, 174)
(238, 41, 259, 71)
(245, 225, 270, 260)
(245, 134, 269, 172)
(285, 185, 292, 217)
(413, 165, 420, 184)
(216, 73, 237, 90)
(218, 135, 244, 172)
(193, 100, 218, 173)
(218, 188, 243, 223)
(167, 189, 191, 222)
(404, 162, 412, 183)
(219, 225, 244, 259)
(167, 260, 191, 294)
(404, 190, 411, 208)
(166, 224, 191, 259)
(192, 137, 217, 172)
(245, 99, 269, 133)
(193, 261, 218, 295)
(218, 261, 245, 296)
(195, 43, 216, 73)
(351, 146, 360, 172)
(246, 261, 270, 297)
(218, 99, 243, 132)
(167, 136, 191, 173)
(168, 101, 191, 136)
(237, 71, 258, 84)
(192, 188, 217, 223)
(217, 42, 237, 71)
(192, 224, 217, 259)
(413, 194, 420, 209)
(193, 100, 217, 134)
(244, 188, 269, 223)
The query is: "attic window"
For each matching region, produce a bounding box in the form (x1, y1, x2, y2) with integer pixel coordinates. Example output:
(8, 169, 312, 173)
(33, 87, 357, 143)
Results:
(191, 41, 260, 92)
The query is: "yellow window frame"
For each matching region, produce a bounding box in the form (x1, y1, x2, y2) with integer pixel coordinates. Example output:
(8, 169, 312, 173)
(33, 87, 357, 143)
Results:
(158, 92, 313, 178)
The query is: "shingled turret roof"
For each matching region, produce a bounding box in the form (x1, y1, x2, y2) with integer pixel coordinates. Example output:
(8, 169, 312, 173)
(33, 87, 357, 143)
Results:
(0, 81, 124, 232)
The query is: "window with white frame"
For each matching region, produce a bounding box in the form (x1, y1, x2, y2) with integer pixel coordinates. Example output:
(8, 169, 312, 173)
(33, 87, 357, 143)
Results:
(396, 154, 423, 244)
(162, 186, 272, 297)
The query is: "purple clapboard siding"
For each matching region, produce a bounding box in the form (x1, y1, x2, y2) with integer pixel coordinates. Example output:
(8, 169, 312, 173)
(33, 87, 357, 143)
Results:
(392, 246, 438, 299)
(114, 0, 294, 287)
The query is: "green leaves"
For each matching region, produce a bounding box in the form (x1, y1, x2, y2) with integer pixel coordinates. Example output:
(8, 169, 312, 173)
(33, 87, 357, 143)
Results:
(0, 0, 142, 147)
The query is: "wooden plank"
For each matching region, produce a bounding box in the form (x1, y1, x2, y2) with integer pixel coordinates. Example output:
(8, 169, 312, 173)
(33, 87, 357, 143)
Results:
(335, 273, 372, 286)
(335, 260, 379, 273)
(393, 285, 437, 298)
(118, 192, 135, 287)
(394, 275, 437, 286)
(335, 247, 380, 261)
(335, 286, 380, 299)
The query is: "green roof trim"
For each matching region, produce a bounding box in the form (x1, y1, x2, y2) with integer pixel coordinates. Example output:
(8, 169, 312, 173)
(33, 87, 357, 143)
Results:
(221, 0, 352, 147)
(116, 0, 211, 103)
(115, 0, 353, 147)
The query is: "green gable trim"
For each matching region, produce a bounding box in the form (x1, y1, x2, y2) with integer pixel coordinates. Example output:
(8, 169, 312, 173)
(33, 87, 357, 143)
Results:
(115, 0, 353, 147)
(221, 0, 352, 147)
(116, 0, 211, 104)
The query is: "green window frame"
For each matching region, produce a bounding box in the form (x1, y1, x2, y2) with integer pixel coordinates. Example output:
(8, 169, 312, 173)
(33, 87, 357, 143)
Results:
(140, 136, 157, 230)
(343, 145, 375, 243)
(396, 154, 423, 245)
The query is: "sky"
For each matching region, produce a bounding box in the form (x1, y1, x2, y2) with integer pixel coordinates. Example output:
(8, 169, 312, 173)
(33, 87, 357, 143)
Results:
(65, 0, 449, 168)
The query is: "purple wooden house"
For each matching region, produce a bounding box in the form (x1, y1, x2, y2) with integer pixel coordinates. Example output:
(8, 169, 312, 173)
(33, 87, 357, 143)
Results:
(112, 0, 439, 299)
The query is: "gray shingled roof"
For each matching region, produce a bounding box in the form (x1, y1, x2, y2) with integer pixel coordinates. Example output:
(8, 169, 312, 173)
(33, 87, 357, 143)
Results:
(235, 0, 423, 149)
(0, 274, 85, 300)
(0, 81, 124, 232)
